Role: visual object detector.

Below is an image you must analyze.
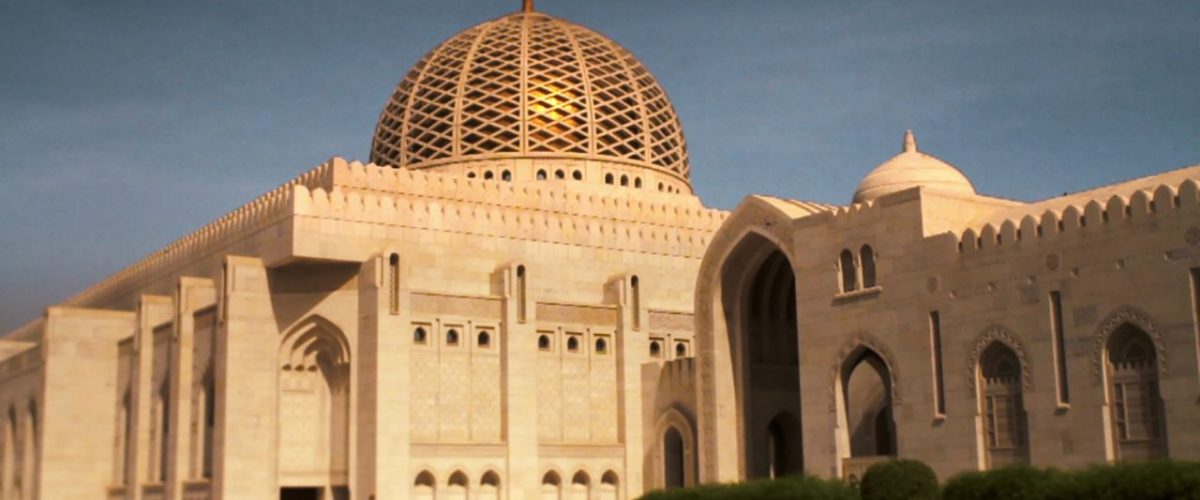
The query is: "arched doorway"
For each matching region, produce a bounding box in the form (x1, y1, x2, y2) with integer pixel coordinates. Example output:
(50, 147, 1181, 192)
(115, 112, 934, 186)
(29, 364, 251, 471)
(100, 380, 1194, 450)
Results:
(1106, 323, 1167, 460)
(839, 347, 895, 467)
(664, 427, 685, 489)
(977, 342, 1028, 467)
(722, 238, 804, 478)
(278, 317, 351, 491)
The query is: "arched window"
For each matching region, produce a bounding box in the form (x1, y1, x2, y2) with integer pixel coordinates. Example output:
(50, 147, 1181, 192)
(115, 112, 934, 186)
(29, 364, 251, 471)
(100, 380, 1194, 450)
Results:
(594, 338, 608, 355)
(1107, 323, 1166, 460)
(448, 470, 469, 499)
(538, 335, 552, 351)
(555, 169, 566, 179)
(634, 177, 643, 188)
(484, 170, 494, 180)
(567, 336, 580, 353)
(650, 341, 662, 358)
(501, 170, 512, 182)
(467, 172, 477, 179)
(480, 471, 501, 500)
(839, 249, 857, 292)
(413, 327, 428, 344)
(598, 470, 619, 500)
(860, 245, 876, 288)
(978, 342, 1028, 467)
(478, 331, 492, 348)
(658, 182, 664, 192)
(446, 329, 460, 346)
(620, 175, 629, 187)
(570, 471, 590, 500)
(414, 470, 437, 500)
(541, 470, 562, 500)
(537, 169, 548, 180)
(675, 342, 687, 358)
(573, 170, 583, 180)
(604, 173, 614, 185)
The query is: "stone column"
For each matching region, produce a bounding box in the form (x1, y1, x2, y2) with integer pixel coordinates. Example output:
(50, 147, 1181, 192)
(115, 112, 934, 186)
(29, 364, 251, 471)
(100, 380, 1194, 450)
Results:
(212, 256, 277, 500)
(356, 253, 412, 499)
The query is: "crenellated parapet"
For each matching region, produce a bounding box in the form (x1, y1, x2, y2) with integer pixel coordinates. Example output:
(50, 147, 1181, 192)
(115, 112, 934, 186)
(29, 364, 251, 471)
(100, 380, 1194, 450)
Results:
(61, 175, 301, 309)
(52, 156, 726, 319)
(954, 177, 1200, 256)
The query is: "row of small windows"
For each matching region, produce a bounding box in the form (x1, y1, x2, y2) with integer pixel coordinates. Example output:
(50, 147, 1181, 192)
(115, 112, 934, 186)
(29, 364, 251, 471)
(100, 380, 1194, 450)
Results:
(650, 339, 689, 358)
(461, 167, 683, 194)
(413, 327, 492, 349)
(537, 333, 610, 355)
(838, 245, 877, 293)
(413, 325, 690, 359)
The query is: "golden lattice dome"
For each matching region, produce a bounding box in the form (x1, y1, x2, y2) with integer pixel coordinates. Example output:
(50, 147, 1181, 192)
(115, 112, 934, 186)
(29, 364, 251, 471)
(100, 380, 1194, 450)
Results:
(370, 8, 690, 187)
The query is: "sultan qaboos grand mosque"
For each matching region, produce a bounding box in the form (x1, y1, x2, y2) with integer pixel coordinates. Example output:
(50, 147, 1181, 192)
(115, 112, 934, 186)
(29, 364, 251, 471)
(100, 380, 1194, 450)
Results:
(2, 2, 1200, 499)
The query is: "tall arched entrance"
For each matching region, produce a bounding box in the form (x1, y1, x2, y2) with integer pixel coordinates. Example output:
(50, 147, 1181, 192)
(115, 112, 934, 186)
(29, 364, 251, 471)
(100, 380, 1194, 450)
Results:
(720, 234, 804, 478)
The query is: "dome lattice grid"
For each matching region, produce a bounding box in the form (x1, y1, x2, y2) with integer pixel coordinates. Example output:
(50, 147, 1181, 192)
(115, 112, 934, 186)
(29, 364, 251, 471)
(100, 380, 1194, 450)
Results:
(371, 12, 690, 181)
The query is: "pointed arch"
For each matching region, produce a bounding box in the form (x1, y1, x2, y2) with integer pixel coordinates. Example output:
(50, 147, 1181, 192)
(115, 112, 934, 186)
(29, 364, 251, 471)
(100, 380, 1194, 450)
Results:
(541, 469, 563, 500)
(414, 470, 437, 500)
(694, 196, 826, 482)
(277, 315, 352, 487)
(653, 407, 696, 489)
(1105, 322, 1168, 460)
(976, 342, 1029, 468)
(859, 245, 876, 288)
(965, 325, 1032, 397)
(1091, 306, 1166, 381)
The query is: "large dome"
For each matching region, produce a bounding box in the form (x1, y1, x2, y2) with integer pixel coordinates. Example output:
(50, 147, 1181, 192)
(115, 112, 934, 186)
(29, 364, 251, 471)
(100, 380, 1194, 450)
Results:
(371, 10, 691, 188)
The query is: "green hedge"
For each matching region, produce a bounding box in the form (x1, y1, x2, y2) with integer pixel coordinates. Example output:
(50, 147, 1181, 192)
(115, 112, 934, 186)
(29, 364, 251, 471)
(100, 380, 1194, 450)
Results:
(859, 459, 938, 500)
(639, 460, 1200, 500)
(942, 461, 1200, 500)
(638, 475, 858, 500)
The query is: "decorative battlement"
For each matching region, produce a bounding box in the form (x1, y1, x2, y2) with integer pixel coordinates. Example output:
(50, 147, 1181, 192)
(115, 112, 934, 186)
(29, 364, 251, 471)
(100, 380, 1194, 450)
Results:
(61, 174, 302, 309)
(955, 178, 1200, 255)
(53, 157, 727, 317)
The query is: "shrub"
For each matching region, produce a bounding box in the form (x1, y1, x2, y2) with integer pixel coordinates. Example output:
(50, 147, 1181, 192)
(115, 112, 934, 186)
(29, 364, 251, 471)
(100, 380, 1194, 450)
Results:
(638, 475, 858, 500)
(942, 464, 1066, 500)
(859, 459, 937, 500)
(1056, 460, 1200, 500)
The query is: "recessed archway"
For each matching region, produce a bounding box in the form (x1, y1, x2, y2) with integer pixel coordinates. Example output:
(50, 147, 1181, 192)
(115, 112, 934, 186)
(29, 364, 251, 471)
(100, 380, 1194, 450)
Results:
(277, 316, 351, 489)
(836, 345, 896, 469)
(717, 232, 804, 478)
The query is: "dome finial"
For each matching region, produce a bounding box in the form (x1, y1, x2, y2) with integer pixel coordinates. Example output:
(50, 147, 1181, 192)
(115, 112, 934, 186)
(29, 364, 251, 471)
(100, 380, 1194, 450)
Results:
(523, 0, 534, 12)
(903, 129, 917, 153)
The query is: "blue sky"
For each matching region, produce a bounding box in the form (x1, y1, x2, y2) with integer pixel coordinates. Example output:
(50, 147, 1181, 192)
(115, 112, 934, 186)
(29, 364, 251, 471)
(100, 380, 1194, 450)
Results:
(2, 0, 1198, 331)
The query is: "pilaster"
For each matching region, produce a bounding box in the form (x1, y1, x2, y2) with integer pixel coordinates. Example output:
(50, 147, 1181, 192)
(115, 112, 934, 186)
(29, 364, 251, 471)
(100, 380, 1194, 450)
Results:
(499, 262, 538, 499)
(608, 273, 646, 497)
(166, 277, 215, 499)
(356, 252, 412, 499)
(132, 296, 173, 500)
(212, 256, 277, 500)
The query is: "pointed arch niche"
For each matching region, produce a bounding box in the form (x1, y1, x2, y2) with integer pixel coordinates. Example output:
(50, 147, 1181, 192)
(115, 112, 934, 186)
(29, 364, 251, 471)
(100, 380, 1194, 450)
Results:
(277, 316, 352, 489)
(833, 339, 898, 478)
(1104, 321, 1167, 460)
(718, 231, 804, 478)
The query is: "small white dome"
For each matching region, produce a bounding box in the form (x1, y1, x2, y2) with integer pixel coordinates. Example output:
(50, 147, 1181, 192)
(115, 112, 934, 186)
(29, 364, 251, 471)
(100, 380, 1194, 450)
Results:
(852, 131, 976, 204)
